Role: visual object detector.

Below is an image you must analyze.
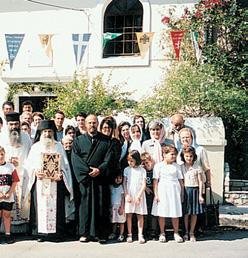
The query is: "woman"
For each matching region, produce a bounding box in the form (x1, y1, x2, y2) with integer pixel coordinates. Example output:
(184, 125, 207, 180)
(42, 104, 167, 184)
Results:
(117, 121, 131, 172)
(141, 120, 166, 164)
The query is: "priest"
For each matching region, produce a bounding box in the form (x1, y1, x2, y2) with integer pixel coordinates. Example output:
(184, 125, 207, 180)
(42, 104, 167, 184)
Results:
(71, 114, 112, 243)
(24, 120, 74, 242)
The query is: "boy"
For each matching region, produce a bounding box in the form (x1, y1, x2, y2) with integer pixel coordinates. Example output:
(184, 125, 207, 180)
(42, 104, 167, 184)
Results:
(141, 152, 158, 240)
(0, 146, 19, 244)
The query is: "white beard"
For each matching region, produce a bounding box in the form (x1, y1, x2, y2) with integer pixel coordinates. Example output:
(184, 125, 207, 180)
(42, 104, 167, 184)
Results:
(9, 130, 22, 147)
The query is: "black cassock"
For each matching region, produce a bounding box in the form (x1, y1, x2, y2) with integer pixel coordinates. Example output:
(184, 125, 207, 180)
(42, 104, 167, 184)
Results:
(71, 132, 112, 239)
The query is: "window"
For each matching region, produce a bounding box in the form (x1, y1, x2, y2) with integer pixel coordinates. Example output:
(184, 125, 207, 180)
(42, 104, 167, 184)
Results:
(103, 0, 143, 58)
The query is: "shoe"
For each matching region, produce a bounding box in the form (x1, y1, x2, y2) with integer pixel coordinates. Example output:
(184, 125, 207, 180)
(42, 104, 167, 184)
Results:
(174, 233, 183, 243)
(108, 233, 116, 240)
(98, 238, 107, 244)
(190, 233, 196, 242)
(37, 238, 44, 243)
(183, 233, 189, 241)
(79, 236, 89, 242)
(126, 234, 132, 243)
(117, 235, 125, 242)
(138, 234, 145, 244)
(159, 233, 166, 243)
(4, 235, 15, 244)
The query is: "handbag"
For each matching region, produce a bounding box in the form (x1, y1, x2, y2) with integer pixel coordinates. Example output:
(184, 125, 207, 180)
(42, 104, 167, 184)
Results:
(205, 187, 219, 228)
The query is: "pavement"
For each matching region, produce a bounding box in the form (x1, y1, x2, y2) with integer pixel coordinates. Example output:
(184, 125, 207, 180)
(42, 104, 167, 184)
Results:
(1, 228, 248, 258)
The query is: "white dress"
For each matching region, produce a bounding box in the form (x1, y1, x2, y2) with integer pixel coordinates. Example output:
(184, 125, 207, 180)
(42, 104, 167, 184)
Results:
(124, 166, 147, 215)
(152, 162, 183, 218)
(110, 185, 126, 223)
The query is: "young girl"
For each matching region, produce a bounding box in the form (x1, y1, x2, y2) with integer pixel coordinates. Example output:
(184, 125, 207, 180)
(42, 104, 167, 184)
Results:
(152, 144, 184, 243)
(109, 175, 126, 242)
(181, 146, 204, 242)
(123, 150, 147, 244)
(129, 124, 143, 153)
(0, 146, 19, 244)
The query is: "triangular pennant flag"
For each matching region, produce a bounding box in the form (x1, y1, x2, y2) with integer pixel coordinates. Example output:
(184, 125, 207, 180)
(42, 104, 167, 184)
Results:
(72, 33, 91, 66)
(5, 34, 25, 69)
(192, 31, 202, 63)
(103, 32, 122, 48)
(170, 30, 185, 60)
(136, 32, 154, 58)
(39, 34, 54, 60)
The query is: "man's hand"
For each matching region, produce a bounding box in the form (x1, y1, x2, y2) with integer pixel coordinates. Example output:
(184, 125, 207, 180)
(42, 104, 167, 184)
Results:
(89, 167, 100, 177)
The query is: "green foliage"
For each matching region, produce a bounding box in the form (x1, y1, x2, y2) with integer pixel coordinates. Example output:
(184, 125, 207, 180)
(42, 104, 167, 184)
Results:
(43, 74, 134, 119)
(137, 0, 248, 178)
(137, 62, 248, 123)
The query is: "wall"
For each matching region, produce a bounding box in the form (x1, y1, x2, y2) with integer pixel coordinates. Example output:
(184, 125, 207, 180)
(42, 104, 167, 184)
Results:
(0, 0, 196, 101)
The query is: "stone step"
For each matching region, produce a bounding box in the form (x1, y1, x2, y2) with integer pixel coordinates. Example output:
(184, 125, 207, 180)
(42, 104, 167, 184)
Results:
(219, 205, 248, 229)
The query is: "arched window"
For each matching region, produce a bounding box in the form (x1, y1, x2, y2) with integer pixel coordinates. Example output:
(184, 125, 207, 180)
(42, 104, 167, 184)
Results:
(103, 0, 143, 58)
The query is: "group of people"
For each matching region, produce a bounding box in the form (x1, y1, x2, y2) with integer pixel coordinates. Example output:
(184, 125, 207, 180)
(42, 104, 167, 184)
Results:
(0, 100, 211, 245)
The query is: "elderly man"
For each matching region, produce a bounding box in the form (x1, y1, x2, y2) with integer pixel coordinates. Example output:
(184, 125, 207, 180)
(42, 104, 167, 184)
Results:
(165, 114, 195, 149)
(72, 114, 112, 243)
(24, 120, 74, 242)
(0, 112, 32, 233)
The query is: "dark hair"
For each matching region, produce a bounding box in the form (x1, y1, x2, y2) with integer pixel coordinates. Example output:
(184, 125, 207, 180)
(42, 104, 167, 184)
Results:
(75, 112, 87, 119)
(21, 100, 33, 108)
(133, 114, 145, 129)
(161, 144, 178, 156)
(65, 125, 76, 135)
(180, 146, 197, 163)
(21, 121, 30, 128)
(2, 101, 14, 110)
(117, 121, 131, 144)
(128, 150, 142, 166)
(99, 118, 114, 133)
(54, 110, 65, 117)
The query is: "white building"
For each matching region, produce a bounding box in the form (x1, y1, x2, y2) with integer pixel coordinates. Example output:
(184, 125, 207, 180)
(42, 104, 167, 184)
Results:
(0, 0, 196, 109)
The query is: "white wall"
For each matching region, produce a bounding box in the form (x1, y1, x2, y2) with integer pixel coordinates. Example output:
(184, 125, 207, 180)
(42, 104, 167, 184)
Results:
(0, 0, 196, 100)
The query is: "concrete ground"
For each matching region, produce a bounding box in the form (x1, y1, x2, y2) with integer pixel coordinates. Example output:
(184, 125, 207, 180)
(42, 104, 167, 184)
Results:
(1, 228, 248, 258)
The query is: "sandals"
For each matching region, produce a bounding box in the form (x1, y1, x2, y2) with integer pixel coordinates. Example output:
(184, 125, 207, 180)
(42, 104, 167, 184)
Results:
(159, 233, 166, 243)
(174, 233, 183, 243)
(183, 233, 189, 241)
(126, 234, 132, 243)
(118, 235, 125, 242)
(138, 234, 145, 244)
(190, 233, 196, 242)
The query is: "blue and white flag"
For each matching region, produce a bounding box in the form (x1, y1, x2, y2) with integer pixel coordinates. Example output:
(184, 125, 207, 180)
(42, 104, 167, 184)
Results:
(5, 34, 25, 69)
(72, 33, 91, 66)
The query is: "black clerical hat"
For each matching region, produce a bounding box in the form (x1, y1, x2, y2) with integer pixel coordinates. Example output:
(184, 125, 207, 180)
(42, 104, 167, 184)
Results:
(6, 112, 20, 122)
(38, 120, 56, 132)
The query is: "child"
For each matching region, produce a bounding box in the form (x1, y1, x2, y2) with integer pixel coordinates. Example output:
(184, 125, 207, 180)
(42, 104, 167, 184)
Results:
(129, 124, 142, 153)
(109, 175, 126, 242)
(141, 152, 158, 240)
(152, 144, 184, 243)
(0, 146, 19, 244)
(123, 150, 147, 244)
(181, 146, 204, 242)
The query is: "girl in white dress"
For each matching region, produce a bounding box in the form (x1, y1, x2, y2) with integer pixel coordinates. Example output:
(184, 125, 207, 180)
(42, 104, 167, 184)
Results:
(123, 150, 147, 244)
(152, 144, 184, 243)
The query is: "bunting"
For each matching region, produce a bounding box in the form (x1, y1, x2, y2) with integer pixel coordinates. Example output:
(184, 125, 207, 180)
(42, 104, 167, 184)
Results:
(170, 30, 185, 60)
(39, 34, 54, 60)
(103, 32, 122, 48)
(72, 33, 91, 66)
(136, 32, 154, 58)
(5, 34, 25, 69)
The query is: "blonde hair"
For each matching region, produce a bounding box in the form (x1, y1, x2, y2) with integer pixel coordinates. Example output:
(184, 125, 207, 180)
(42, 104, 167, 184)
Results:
(141, 152, 152, 162)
